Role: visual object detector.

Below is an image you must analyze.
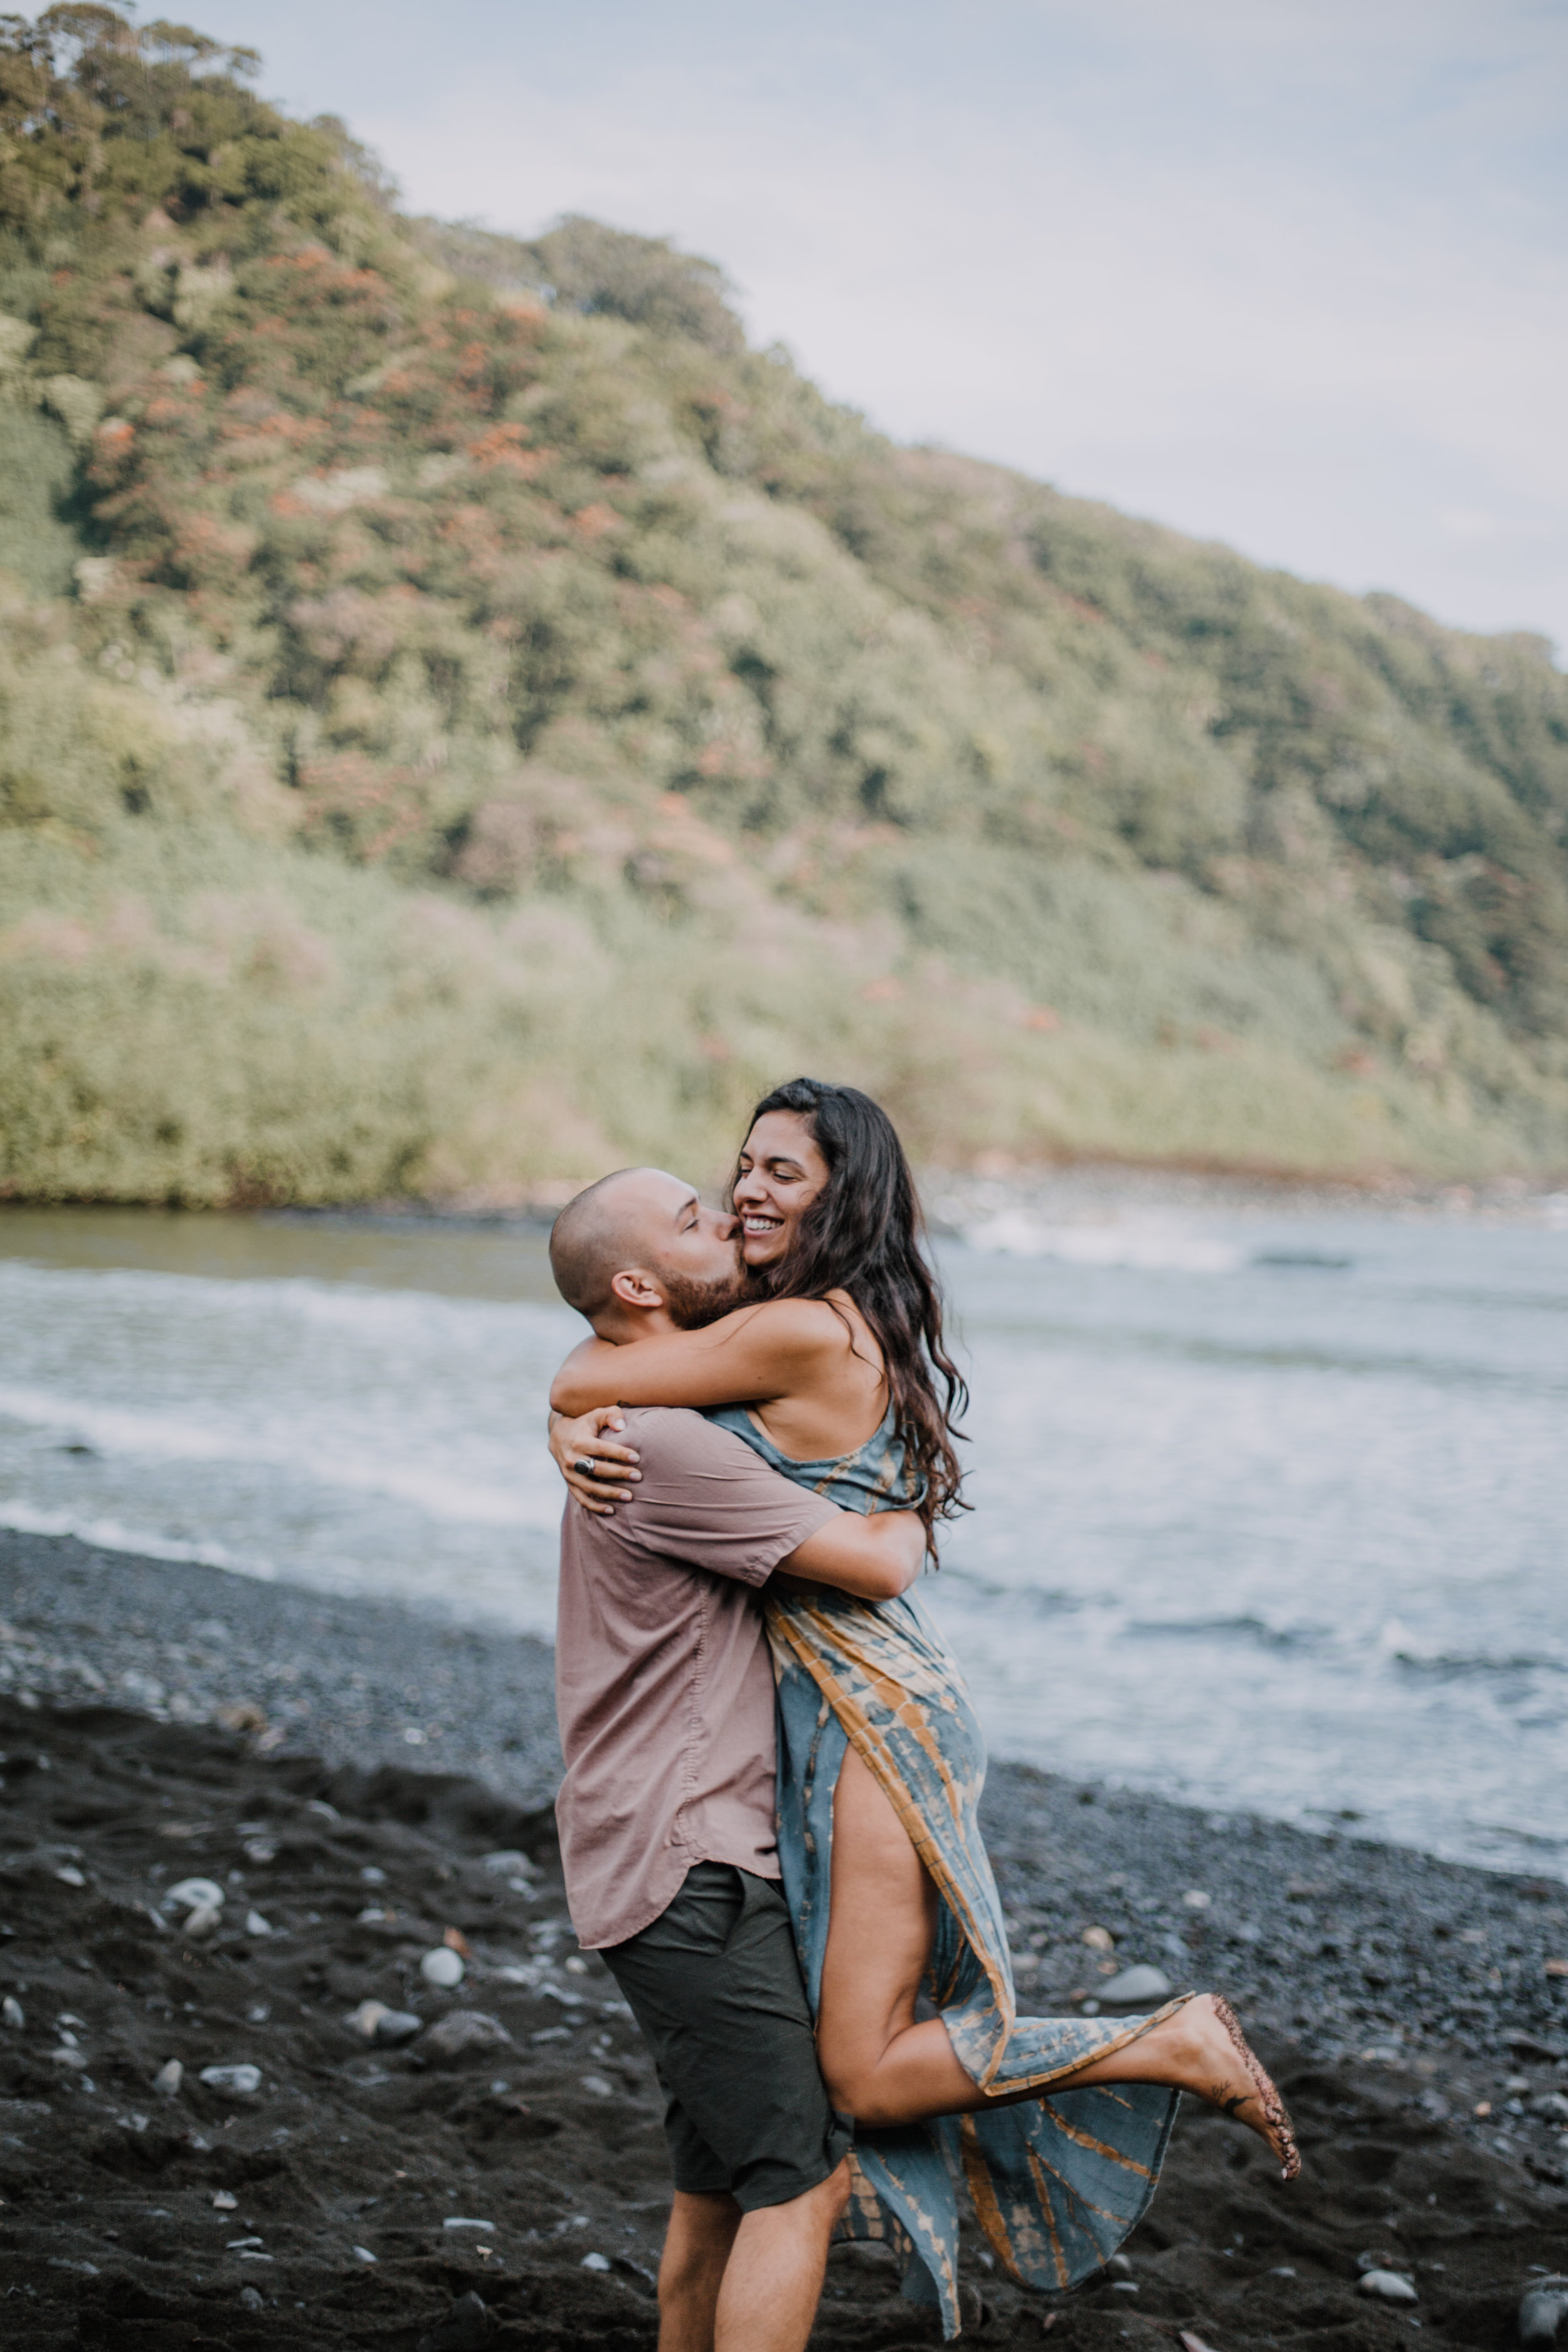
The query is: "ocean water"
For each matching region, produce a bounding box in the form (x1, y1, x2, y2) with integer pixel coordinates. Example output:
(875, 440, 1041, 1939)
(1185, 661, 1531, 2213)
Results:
(0, 1199, 1564, 1875)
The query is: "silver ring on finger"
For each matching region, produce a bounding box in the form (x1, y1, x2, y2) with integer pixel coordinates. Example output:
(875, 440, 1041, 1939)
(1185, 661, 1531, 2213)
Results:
(573, 1458, 598, 1478)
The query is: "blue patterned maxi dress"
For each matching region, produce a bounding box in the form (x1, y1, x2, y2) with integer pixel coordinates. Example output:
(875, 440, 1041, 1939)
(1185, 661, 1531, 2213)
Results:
(704, 1404, 1192, 2338)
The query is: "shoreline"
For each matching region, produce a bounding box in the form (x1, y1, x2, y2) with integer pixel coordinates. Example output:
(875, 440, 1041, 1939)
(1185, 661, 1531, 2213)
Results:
(4, 1152, 1566, 1232)
(4, 1528, 1567, 2087)
(3, 1527, 1568, 2346)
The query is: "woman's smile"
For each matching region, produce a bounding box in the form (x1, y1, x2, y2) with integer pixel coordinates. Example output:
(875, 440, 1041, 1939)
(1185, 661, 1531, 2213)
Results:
(733, 1109, 832, 1266)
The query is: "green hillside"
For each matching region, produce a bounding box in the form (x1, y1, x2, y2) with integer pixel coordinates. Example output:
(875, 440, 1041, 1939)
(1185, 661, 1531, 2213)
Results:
(2, 9, 1566, 1203)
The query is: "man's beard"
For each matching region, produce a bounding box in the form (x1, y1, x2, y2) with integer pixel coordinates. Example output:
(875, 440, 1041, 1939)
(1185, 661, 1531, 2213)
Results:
(662, 1262, 748, 1330)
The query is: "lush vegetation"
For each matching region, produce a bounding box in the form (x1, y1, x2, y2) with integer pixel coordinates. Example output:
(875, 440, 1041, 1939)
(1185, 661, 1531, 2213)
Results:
(2, 8, 1565, 1202)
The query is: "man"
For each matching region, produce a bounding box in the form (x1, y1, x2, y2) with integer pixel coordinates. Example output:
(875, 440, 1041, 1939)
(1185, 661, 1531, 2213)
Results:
(547, 1167, 923, 2352)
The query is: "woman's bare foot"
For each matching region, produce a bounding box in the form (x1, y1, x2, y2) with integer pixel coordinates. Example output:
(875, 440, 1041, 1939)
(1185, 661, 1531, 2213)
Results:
(1184, 1994, 1300, 2180)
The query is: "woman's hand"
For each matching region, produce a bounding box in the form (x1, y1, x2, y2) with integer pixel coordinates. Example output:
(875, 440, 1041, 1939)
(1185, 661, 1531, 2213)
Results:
(548, 1406, 641, 1517)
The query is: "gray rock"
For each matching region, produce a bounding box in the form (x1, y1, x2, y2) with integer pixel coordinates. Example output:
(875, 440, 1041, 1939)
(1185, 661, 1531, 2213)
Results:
(1097, 1964, 1173, 2005)
(420, 1946, 465, 1989)
(199, 2062, 261, 2096)
(346, 1999, 390, 2040)
(1530, 2091, 1568, 2122)
(152, 2058, 183, 2097)
(166, 1877, 224, 1913)
(1359, 2271, 1418, 2304)
(374, 2009, 423, 2047)
(484, 1848, 538, 1882)
(239, 2287, 265, 2312)
(1520, 2278, 1568, 2348)
(1, 1996, 22, 2029)
(423, 2011, 514, 2063)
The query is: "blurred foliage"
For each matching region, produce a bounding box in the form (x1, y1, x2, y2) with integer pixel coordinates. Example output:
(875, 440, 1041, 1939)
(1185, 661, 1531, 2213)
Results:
(0, 7, 1565, 1203)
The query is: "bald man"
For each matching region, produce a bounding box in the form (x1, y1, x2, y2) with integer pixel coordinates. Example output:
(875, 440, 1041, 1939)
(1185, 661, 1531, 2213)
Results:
(546, 1169, 923, 2352)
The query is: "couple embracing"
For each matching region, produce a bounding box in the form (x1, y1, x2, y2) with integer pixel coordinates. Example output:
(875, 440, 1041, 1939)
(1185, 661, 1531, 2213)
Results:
(544, 1078, 1297, 2352)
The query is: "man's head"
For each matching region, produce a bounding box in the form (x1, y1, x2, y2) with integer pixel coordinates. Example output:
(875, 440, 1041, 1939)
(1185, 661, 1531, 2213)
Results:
(549, 1168, 744, 1338)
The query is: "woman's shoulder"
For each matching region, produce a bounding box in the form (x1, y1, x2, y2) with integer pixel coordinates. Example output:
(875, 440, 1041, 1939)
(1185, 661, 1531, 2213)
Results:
(709, 1294, 857, 1352)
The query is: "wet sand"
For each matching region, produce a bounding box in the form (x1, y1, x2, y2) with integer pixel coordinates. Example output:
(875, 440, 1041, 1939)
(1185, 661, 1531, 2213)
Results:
(3, 1531, 1567, 2349)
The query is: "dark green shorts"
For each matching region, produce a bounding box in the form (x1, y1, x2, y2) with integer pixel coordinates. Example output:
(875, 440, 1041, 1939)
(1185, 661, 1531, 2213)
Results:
(602, 1861, 852, 2211)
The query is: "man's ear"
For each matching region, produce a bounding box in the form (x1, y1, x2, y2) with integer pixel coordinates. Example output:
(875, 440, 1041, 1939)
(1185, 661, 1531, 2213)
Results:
(608, 1266, 665, 1313)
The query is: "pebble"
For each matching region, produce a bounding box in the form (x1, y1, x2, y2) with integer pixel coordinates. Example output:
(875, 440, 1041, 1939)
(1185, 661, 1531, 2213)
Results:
(442, 2216, 497, 2231)
(374, 2009, 423, 2047)
(1, 1997, 22, 2028)
(1519, 2278, 1568, 2348)
(1531, 2093, 1568, 2122)
(55, 1865, 85, 1887)
(1082, 1926, 1115, 1951)
(199, 2063, 262, 2096)
(213, 2190, 238, 2210)
(1098, 1964, 1173, 2005)
(352, 2245, 378, 2264)
(245, 1909, 273, 1936)
(184, 1902, 223, 1939)
(1360, 2271, 1419, 2303)
(166, 1877, 224, 1913)
(344, 1997, 423, 2046)
(581, 2251, 612, 2272)
(580, 2072, 614, 2097)
(239, 2287, 265, 2311)
(1182, 1890, 1212, 1910)
(153, 2058, 183, 2097)
(421, 1946, 465, 1989)
(424, 2011, 514, 2062)
(484, 1848, 538, 1881)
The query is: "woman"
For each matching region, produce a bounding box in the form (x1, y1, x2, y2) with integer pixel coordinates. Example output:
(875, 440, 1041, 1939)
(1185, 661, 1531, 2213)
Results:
(549, 1079, 1296, 2333)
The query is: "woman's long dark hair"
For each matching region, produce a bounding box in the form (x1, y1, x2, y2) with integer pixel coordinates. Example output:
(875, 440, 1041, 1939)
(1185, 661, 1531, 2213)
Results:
(731, 1078, 968, 1543)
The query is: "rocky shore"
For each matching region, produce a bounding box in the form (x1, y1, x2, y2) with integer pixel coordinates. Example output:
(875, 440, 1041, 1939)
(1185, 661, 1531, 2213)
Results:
(2, 1528, 1567, 2349)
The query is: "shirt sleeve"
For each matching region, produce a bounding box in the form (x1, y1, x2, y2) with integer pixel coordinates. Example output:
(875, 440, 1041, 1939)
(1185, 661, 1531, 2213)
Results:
(609, 1408, 840, 1587)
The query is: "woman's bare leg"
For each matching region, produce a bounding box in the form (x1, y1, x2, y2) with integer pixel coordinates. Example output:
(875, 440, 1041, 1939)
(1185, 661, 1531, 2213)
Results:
(817, 1747, 1298, 2179)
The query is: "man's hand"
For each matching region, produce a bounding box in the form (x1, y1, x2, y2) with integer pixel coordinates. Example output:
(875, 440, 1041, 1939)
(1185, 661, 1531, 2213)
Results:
(548, 1406, 641, 1516)
(778, 1508, 924, 1602)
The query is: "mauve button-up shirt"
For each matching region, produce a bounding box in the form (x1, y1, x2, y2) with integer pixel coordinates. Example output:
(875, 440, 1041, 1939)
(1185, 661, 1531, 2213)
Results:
(554, 1405, 839, 1951)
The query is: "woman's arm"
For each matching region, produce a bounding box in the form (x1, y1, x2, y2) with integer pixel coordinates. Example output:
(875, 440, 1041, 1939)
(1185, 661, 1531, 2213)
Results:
(548, 1406, 640, 1515)
(549, 1299, 844, 1418)
(777, 1508, 924, 1602)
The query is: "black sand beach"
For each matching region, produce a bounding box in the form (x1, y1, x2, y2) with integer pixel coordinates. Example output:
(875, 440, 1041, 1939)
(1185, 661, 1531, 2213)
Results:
(3, 1529, 1567, 2349)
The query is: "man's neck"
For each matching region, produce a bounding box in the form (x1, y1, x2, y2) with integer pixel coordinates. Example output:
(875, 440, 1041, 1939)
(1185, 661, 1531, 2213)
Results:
(593, 1307, 678, 1347)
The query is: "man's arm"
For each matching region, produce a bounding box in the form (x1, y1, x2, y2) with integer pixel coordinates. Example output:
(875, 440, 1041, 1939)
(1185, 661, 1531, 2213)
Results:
(599, 1409, 924, 1601)
(778, 1509, 924, 1604)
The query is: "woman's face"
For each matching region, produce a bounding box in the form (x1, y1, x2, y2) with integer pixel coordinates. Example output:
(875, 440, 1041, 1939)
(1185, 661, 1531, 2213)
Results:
(733, 1110, 831, 1271)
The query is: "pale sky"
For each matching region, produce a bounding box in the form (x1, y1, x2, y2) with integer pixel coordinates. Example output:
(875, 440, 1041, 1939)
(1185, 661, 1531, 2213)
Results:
(155, 1, 1568, 652)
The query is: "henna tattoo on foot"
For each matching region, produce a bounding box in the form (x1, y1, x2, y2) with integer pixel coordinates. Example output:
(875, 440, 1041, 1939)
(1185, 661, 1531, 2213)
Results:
(1210, 1996, 1301, 2182)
